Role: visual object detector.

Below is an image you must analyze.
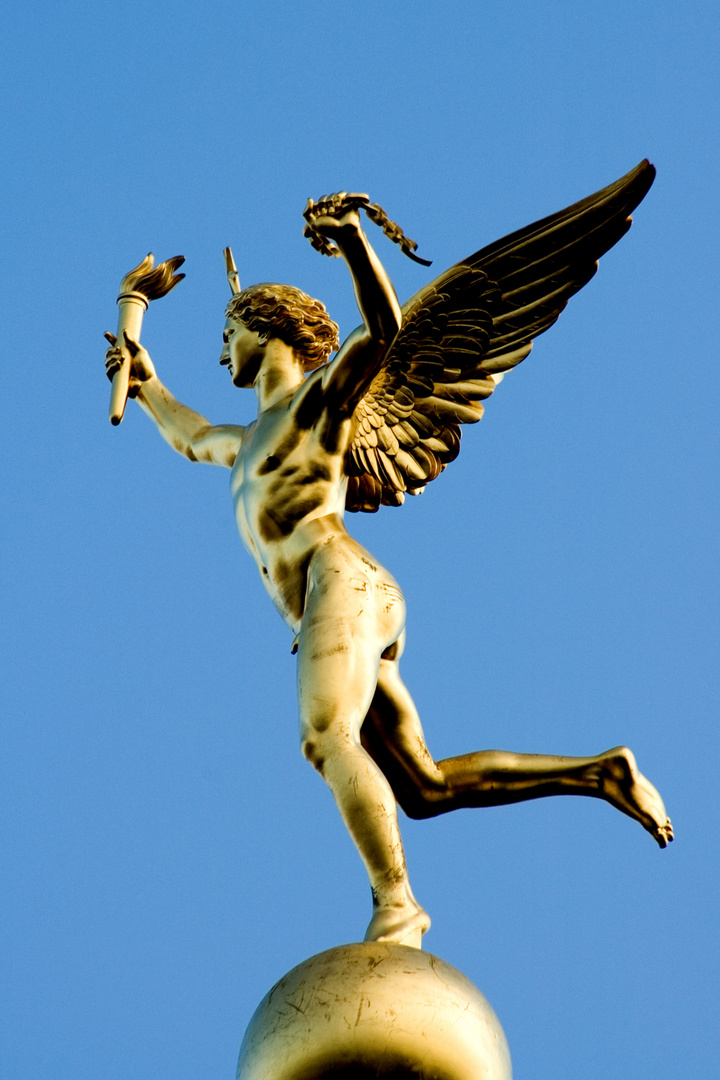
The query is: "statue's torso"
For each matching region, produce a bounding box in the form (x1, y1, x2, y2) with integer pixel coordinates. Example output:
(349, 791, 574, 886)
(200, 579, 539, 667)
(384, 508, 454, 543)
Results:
(229, 397, 351, 628)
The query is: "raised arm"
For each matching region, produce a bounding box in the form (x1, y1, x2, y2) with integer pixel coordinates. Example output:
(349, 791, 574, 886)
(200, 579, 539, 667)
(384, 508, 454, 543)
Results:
(104, 332, 244, 468)
(304, 195, 402, 409)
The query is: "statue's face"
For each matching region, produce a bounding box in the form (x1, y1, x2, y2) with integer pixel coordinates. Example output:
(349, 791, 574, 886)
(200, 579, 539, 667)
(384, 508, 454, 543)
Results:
(220, 317, 264, 388)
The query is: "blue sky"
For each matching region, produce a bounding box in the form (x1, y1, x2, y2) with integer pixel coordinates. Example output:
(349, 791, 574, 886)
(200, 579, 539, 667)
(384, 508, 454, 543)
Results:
(1, 2, 718, 1077)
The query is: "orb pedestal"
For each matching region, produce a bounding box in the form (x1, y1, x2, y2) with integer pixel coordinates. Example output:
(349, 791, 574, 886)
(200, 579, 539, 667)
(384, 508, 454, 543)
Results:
(237, 943, 511, 1079)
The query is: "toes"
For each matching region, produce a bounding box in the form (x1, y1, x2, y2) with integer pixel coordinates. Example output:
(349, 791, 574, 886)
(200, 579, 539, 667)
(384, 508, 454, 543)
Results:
(653, 820, 674, 848)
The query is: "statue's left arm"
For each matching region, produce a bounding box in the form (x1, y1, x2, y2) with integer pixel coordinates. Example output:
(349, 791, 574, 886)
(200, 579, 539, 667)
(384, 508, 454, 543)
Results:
(306, 197, 402, 411)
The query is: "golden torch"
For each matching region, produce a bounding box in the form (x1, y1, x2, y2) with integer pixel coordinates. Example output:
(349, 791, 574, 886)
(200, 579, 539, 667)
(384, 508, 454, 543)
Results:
(108, 253, 185, 425)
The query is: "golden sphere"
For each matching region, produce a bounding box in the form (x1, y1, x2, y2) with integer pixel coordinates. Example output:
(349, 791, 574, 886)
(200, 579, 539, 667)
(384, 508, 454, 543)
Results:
(237, 943, 511, 1079)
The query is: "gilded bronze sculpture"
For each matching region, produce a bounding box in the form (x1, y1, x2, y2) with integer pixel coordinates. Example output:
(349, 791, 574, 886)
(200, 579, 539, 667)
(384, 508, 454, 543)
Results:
(105, 160, 671, 953)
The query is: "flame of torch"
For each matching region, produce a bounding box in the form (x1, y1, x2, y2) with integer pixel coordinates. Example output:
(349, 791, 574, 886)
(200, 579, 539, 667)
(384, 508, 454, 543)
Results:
(108, 253, 185, 425)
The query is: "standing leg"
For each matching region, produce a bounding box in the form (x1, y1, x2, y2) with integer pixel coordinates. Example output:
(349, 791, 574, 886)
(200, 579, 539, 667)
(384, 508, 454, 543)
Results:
(362, 658, 673, 847)
(297, 547, 431, 946)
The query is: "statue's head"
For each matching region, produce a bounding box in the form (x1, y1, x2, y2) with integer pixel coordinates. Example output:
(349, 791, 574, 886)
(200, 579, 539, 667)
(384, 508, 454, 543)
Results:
(225, 284, 339, 372)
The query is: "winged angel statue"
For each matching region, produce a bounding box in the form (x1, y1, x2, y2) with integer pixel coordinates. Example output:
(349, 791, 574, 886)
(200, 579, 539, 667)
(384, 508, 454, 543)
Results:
(106, 160, 672, 948)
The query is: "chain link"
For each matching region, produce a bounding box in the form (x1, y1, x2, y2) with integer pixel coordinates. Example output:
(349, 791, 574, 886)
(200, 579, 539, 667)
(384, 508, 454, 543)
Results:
(303, 193, 431, 266)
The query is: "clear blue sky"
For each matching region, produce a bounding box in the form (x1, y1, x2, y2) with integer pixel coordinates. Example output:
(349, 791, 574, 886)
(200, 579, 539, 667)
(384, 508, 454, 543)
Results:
(2, 2, 718, 1077)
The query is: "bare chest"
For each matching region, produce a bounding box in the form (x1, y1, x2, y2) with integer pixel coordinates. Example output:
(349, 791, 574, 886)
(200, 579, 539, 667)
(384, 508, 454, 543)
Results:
(230, 409, 347, 550)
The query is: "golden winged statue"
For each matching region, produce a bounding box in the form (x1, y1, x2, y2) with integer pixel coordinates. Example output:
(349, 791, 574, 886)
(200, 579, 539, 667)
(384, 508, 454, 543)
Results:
(106, 160, 671, 949)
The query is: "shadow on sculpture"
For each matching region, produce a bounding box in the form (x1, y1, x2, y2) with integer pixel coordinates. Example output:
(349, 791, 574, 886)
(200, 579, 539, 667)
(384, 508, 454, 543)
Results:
(105, 160, 671, 956)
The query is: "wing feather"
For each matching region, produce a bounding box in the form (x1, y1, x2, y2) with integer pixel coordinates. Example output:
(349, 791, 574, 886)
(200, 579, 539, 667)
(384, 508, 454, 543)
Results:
(345, 161, 655, 512)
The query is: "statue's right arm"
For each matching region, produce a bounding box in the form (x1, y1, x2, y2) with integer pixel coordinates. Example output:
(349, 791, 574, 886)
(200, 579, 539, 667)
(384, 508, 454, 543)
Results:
(105, 333, 244, 468)
(136, 379, 244, 467)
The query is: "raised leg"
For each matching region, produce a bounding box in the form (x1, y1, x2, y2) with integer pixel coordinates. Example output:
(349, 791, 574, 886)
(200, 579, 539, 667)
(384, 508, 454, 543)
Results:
(362, 659, 673, 848)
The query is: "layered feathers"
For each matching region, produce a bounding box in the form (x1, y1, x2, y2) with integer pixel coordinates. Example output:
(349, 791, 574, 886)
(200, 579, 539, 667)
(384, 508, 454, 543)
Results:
(344, 160, 655, 513)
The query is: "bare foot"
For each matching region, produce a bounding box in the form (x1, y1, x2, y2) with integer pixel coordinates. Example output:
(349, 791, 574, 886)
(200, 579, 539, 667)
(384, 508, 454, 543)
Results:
(592, 747, 674, 847)
(364, 901, 431, 950)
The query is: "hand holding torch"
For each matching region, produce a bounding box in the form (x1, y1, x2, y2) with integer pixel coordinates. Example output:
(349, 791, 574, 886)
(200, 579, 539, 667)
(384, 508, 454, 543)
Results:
(108, 253, 185, 425)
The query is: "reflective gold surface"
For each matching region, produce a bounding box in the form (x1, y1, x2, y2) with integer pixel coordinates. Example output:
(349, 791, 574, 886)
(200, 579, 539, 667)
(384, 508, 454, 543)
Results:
(106, 253, 185, 425)
(236, 944, 512, 1080)
(105, 164, 671, 950)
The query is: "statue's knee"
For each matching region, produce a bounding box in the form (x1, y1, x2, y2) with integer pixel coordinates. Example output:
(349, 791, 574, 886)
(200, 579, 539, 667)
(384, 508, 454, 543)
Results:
(301, 736, 325, 775)
(396, 781, 445, 820)
(399, 792, 434, 820)
(299, 706, 337, 770)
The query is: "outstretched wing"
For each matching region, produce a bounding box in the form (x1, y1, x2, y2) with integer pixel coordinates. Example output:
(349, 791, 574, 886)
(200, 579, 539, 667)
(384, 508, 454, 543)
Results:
(345, 160, 655, 513)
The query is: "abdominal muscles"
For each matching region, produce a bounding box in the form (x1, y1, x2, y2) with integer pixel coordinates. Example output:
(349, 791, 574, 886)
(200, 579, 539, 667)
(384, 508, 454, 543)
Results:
(230, 454, 349, 629)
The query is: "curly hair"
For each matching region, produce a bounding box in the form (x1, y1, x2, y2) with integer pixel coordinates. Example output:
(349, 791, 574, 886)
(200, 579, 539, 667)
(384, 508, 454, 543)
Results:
(225, 284, 339, 372)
